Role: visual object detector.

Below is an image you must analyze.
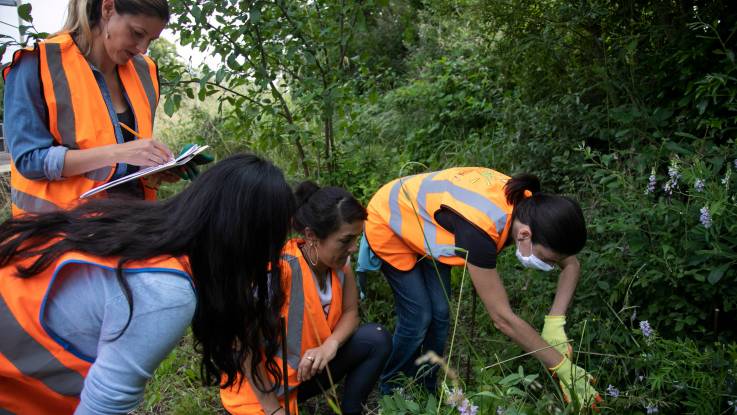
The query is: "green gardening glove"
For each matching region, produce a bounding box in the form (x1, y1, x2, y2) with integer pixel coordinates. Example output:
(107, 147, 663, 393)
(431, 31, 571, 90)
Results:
(176, 144, 214, 181)
(550, 357, 603, 412)
(541, 315, 573, 358)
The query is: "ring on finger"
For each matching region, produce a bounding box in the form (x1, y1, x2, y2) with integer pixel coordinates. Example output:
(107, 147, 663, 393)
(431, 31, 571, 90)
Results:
(305, 356, 315, 361)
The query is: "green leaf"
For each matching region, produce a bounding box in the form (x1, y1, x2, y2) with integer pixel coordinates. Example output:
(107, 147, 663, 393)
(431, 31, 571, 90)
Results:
(425, 394, 438, 413)
(164, 96, 176, 116)
(190, 4, 202, 21)
(18, 3, 33, 22)
(405, 400, 420, 412)
(707, 263, 730, 284)
(215, 68, 226, 84)
(250, 8, 261, 24)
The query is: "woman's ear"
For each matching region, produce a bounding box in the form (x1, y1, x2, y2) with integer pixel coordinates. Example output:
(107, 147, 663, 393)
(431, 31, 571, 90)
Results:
(303, 227, 317, 243)
(516, 224, 532, 241)
(101, 0, 115, 20)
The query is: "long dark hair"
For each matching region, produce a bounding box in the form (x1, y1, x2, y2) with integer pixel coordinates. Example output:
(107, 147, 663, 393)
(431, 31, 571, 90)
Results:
(504, 173, 587, 256)
(0, 153, 294, 391)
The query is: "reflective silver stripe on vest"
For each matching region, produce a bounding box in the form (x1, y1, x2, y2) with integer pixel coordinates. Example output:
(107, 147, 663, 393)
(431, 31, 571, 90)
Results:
(131, 55, 157, 119)
(273, 254, 304, 397)
(84, 166, 113, 181)
(279, 254, 304, 370)
(389, 172, 508, 259)
(0, 293, 85, 397)
(11, 188, 60, 214)
(44, 43, 77, 149)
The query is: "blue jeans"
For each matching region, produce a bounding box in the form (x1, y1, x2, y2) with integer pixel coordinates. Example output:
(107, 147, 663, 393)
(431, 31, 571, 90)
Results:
(380, 259, 452, 395)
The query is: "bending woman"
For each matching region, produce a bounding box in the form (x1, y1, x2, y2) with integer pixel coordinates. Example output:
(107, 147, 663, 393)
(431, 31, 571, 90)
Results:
(0, 154, 294, 414)
(3, 0, 175, 216)
(221, 181, 392, 415)
(359, 167, 602, 410)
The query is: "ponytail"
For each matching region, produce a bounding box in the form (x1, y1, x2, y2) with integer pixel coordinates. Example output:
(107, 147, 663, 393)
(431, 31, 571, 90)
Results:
(60, 0, 170, 56)
(504, 173, 541, 206)
(292, 181, 367, 238)
(294, 180, 321, 210)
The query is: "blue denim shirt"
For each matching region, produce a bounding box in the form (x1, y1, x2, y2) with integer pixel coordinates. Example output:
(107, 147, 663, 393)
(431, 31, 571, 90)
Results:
(4, 50, 136, 181)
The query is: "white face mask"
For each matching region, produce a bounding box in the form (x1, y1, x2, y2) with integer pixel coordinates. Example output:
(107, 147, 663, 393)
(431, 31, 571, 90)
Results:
(515, 241, 555, 272)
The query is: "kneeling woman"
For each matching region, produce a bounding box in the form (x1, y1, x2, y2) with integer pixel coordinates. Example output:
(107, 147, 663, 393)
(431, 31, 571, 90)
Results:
(221, 182, 392, 415)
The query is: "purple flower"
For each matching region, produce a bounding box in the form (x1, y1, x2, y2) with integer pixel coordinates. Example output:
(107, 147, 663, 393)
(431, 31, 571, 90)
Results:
(700, 206, 712, 228)
(458, 399, 478, 415)
(663, 181, 673, 195)
(668, 166, 681, 182)
(606, 384, 620, 398)
(694, 179, 705, 192)
(646, 404, 659, 414)
(446, 387, 465, 408)
(640, 320, 653, 338)
(646, 173, 657, 194)
(660, 163, 681, 195)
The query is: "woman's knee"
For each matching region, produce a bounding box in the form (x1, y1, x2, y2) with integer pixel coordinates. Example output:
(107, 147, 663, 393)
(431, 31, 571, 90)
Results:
(357, 323, 393, 357)
(432, 302, 450, 325)
(396, 307, 432, 337)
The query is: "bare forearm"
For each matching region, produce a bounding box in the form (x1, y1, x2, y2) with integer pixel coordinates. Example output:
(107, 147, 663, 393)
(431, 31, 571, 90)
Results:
(549, 257, 580, 316)
(325, 309, 359, 348)
(467, 264, 565, 369)
(62, 146, 117, 177)
(492, 311, 564, 368)
(243, 357, 282, 414)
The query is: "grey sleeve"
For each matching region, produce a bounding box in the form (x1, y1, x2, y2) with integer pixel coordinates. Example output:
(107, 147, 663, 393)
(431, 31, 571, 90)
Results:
(73, 271, 196, 415)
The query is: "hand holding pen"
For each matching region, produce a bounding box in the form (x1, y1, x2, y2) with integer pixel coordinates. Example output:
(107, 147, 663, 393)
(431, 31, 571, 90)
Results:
(117, 122, 174, 167)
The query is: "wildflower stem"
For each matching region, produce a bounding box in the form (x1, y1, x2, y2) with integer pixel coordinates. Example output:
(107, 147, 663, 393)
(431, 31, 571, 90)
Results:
(599, 293, 641, 348)
(438, 253, 469, 413)
(481, 342, 572, 370)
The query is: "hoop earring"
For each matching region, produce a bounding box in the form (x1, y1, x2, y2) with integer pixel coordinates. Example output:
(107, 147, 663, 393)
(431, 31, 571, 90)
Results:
(307, 242, 319, 267)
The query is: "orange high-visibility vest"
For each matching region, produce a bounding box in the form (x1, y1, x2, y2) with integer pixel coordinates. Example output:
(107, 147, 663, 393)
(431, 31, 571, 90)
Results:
(364, 167, 514, 271)
(0, 248, 191, 414)
(3, 32, 160, 217)
(220, 238, 345, 415)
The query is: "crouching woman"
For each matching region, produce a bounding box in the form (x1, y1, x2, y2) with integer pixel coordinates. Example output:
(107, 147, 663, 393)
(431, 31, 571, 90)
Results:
(221, 182, 391, 415)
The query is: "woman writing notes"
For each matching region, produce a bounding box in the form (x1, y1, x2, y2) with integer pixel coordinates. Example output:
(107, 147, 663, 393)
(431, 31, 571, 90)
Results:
(3, 0, 177, 216)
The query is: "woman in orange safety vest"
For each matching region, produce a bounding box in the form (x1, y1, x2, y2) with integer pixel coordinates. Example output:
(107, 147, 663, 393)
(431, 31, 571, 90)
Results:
(221, 181, 392, 415)
(358, 167, 602, 410)
(0, 153, 295, 414)
(3, 0, 176, 217)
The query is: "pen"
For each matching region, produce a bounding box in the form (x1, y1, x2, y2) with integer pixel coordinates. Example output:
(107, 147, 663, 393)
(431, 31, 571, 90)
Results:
(118, 122, 144, 139)
(118, 122, 174, 162)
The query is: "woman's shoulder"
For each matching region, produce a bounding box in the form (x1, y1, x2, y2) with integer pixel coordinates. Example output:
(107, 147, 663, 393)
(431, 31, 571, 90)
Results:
(53, 261, 195, 307)
(4, 47, 40, 82)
